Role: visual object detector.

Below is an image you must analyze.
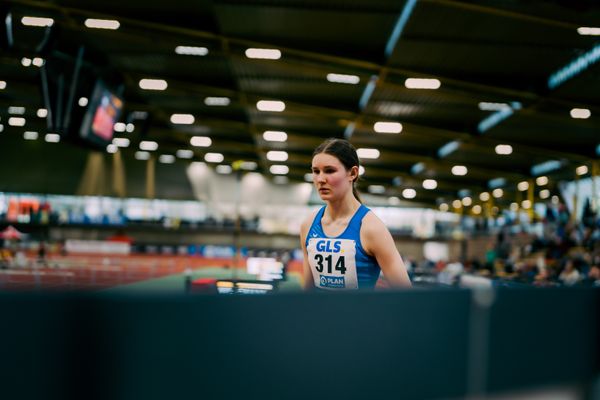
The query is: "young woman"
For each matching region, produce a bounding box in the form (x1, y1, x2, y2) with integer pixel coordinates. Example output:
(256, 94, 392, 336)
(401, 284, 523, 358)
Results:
(300, 138, 411, 290)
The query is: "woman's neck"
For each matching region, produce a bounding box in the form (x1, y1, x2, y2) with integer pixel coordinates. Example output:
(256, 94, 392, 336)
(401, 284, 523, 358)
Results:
(326, 195, 361, 221)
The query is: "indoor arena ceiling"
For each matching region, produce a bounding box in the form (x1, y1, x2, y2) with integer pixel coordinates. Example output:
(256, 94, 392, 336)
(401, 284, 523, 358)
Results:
(0, 0, 599, 208)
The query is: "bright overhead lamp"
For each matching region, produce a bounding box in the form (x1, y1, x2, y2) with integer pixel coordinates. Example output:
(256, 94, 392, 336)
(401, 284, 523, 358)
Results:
(139, 141, 158, 151)
(452, 200, 462, 209)
(357, 148, 380, 159)
(263, 130, 287, 142)
(402, 188, 416, 199)
(204, 97, 230, 106)
(126, 123, 134, 133)
(405, 78, 441, 89)
(159, 154, 175, 164)
(190, 136, 212, 147)
(204, 153, 224, 163)
(8, 117, 26, 126)
(270, 165, 289, 175)
(451, 165, 467, 176)
(23, 131, 38, 140)
(44, 133, 60, 143)
(266, 150, 288, 162)
(479, 192, 490, 201)
(548, 43, 600, 89)
(139, 79, 168, 91)
(21, 57, 32, 67)
(521, 200, 532, 209)
(216, 165, 232, 174)
(411, 162, 425, 175)
(517, 181, 529, 191)
(0, 81, 6, 89)
(326, 73, 360, 85)
(510, 202, 519, 212)
(114, 122, 126, 132)
(170, 113, 195, 125)
(422, 179, 437, 190)
(176, 149, 194, 159)
(78, 97, 88, 107)
(536, 176, 548, 186)
(577, 27, 600, 36)
(245, 48, 281, 60)
(374, 121, 402, 133)
(112, 138, 130, 148)
(478, 102, 510, 111)
(495, 144, 513, 155)
(21, 16, 54, 27)
(84, 18, 120, 30)
(32, 57, 44, 67)
(472, 205, 482, 215)
(552, 195, 560, 204)
(175, 46, 208, 56)
(576, 165, 588, 175)
(531, 160, 562, 176)
(256, 100, 285, 112)
(438, 140, 460, 158)
(570, 108, 591, 119)
(462, 197, 472, 206)
(439, 203, 449, 212)
(358, 166, 365, 176)
(8, 106, 25, 115)
(368, 185, 386, 194)
(539, 189, 550, 199)
(135, 151, 150, 160)
(37, 108, 47, 118)
(106, 144, 118, 154)
(492, 188, 503, 198)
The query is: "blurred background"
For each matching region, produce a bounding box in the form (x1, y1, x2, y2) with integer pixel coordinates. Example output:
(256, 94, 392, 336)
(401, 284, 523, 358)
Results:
(0, 1, 599, 398)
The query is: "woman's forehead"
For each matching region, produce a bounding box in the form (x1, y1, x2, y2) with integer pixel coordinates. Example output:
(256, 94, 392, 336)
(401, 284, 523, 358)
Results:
(312, 153, 342, 167)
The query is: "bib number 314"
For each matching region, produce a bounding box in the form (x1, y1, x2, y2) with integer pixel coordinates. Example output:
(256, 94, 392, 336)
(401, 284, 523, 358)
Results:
(314, 254, 346, 274)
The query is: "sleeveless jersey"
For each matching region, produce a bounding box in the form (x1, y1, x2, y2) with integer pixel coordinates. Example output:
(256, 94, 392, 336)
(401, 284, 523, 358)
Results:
(305, 204, 380, 290)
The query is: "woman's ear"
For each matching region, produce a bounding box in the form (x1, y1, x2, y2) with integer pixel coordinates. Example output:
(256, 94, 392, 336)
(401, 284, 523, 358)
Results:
(349, 166, 359, 182)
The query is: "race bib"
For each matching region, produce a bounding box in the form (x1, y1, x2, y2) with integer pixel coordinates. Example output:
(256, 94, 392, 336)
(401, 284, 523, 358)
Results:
(307, 238, 358, 290)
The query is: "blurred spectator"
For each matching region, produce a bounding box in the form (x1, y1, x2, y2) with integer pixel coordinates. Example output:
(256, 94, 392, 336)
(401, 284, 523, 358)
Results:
(558, 259, 581, 286)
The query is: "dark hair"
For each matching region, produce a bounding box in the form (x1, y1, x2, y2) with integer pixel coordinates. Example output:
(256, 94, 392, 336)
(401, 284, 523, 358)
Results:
(313, 138, 362, 202)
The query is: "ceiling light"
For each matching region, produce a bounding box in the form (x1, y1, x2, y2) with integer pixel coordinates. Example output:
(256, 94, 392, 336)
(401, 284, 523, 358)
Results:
(159, 154, 175, 164)
(106, 144, 118, 154)
(256, 100, 285, 112)
(479, 192, 490, 201)
(540, 189, 550, 199)
(32, 57, 44, 67)
(170, 113, 195, 124)
(21, 57, 32, 67)
(536, 176, 548, 186)
(521, 200, 532, 209)
(216, 164, 232, 174)
(452, 200, 462, 209)
(439, 203, 449, 212)
(359, 166, 365, 176)
(37, 108, 47, 118)
(266, 151, 288, 162)
(576, 165, 588, 175)
(422, 179, 437, 190)
(139, 79, 167, 91)
(8, 117, 25, 126)
(175, 46, 208, 56)
(462, 197, 472, 206)
(517, 181, 529, 191)
(438, 140, 460, 158)
(78, 97, 88, 107)
(548, 44, 600, 89)
(478, 107, 514, 133)
(577, 27, 600, 36)
(570, 108, 591, 119)
(84, 18, 120, 30)
(495, 144, 513, 155)
(478, 102, 510, 111)
(531, 160, 562, 176)
(263, 130, 287, 142)
(112, 138, 130, 147)
(126, 123, 134, 133)
(368, 185, 386, 194)
(510, 202, 519, 212)
(21, 16, 54, 27)
(245, 48, 281, 60)
(357, 148, 380, 159)
(0, 81, 6, 89)
(204, 97, 230, 106)
(23, 131, 38, 140)
(135, 151, 150, 160)
(405, 78, 441, 89)
(205, 153, 224, 163)
(402, 188, 416, 199)
(411, 162, 425, 175)
(492, 188, 503, 198)
(270, 165, 288, 175)
(114, 123, 126, 132)
(552, 195, 560, 204)
(274, 176, 289, 184)
(8, 106, 25, 115)
(190, 136, 212, 147)
(139, 141, 158, 151)
(451, 165, 467, 176)
(472, 205, 482, 214)
(373, 121, 402, 133)
(240, 161, 257, 170)
(176, 149, 194, 159)
(44, 133, 60, 143)
(326, 73, 360, 85)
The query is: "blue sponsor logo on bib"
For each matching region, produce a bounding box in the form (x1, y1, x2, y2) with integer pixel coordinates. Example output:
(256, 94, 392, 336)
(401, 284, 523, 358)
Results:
(319, 275, 345, 288)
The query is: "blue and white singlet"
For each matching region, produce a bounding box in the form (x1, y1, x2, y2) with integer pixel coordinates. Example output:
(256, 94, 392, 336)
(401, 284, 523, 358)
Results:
(305, 204, 380, 290)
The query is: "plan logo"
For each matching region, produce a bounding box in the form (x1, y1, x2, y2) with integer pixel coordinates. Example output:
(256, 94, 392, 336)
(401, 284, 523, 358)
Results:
(319, 275, 345, 288)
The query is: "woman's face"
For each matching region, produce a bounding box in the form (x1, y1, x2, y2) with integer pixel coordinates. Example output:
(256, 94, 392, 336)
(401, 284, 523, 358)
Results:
(311, 153, 355, 201)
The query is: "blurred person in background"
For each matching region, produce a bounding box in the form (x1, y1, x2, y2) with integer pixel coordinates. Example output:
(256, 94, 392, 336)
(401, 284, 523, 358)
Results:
(558, 259, 581, 286)
(300, 138, 411, 290)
